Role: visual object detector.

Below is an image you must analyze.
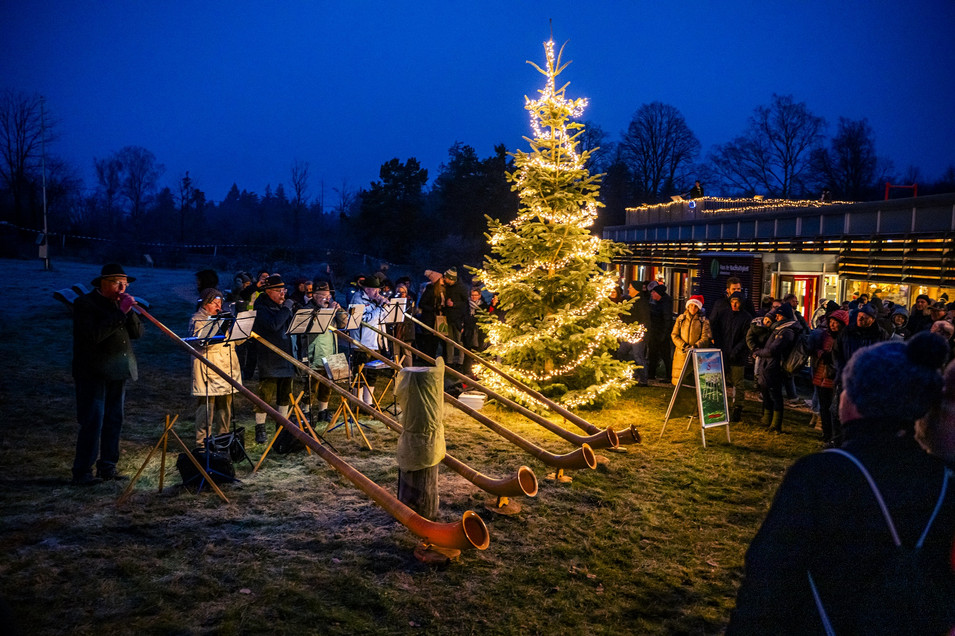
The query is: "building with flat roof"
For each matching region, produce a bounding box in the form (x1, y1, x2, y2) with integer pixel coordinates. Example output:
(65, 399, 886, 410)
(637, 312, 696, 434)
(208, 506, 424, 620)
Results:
(602, 193, 955, 317)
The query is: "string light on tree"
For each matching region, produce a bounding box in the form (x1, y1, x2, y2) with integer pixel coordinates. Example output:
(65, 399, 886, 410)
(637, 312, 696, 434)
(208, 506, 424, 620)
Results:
(472, 38, 644, 409)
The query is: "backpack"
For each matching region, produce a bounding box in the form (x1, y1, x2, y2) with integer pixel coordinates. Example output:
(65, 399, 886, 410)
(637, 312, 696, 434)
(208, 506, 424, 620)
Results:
(808, 449, 955, 635)
(782, 330, 810, 374)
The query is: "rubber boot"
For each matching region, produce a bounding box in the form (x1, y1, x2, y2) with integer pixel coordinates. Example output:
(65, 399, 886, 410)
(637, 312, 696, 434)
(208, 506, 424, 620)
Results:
(771, 411, 784, 433)
(760, 409, 772, 427)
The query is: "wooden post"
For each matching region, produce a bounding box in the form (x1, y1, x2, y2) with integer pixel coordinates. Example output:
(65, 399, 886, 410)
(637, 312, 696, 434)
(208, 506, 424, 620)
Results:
(395, 364, 446, 520)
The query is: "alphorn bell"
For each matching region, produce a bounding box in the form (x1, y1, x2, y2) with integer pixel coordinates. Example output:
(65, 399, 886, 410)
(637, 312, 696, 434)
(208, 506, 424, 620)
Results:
(407, 313, 641, 445)
(133, 306, 489, 552)
(335, 328, 596, 471)
(251, 333, 538, 499)
(355, 325, 618, 450)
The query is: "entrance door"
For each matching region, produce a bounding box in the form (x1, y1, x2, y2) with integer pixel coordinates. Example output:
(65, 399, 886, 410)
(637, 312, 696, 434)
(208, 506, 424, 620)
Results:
(779, 275, 817, 321)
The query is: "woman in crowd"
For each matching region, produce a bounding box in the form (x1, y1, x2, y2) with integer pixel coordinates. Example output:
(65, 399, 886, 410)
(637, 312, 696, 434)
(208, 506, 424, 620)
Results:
(670, 295, 712, 386)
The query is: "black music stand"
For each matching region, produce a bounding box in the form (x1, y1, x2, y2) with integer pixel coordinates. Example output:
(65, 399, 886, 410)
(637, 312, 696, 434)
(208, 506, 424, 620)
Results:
(286, 307, 337, 446)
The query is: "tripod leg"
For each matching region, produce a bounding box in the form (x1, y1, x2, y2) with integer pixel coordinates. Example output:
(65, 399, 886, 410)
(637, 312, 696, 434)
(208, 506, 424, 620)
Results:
(118, 413, 179, 504)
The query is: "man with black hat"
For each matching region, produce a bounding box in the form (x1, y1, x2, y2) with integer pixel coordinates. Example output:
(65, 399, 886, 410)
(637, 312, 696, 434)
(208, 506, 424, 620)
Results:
(71, 263, 143, 485)
(251, 274, 295, 443)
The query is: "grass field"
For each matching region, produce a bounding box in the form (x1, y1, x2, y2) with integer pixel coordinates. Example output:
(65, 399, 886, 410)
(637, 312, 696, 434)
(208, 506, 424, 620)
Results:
(0, 258, 821, 635)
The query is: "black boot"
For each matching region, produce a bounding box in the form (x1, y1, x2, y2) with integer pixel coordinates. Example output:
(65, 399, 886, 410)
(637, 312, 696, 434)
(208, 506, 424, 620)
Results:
(255, 424, 267, 444)
(731, 405, 743, 422)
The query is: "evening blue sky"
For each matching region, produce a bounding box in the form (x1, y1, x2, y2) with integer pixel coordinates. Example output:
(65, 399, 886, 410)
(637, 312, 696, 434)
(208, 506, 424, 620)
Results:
(4, 1, 954, 203)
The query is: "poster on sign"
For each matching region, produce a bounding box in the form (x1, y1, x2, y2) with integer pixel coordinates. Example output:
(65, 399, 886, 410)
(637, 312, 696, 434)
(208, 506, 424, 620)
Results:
(660, 348, 731, 447)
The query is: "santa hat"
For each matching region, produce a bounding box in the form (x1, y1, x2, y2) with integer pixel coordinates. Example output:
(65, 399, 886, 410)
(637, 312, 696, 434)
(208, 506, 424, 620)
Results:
(686, 295, 704, 311)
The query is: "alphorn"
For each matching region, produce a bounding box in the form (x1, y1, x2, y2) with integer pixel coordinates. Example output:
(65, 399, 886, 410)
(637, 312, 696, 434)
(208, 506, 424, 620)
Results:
(134, 306, 490, 552)
(251, 334, 538, 499)
(337, 328, 596, 471)
(349, 325, 617, 450)
(407, 314, 641, 445)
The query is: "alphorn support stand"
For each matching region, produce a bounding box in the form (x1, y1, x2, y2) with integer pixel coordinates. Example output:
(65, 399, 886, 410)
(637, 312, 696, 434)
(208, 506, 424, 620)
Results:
(117, 414, 230, 504)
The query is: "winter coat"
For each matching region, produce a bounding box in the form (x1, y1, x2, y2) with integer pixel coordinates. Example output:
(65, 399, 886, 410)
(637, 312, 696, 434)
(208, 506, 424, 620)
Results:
(189, 307, 241, 395)
(72, 290, 143, 381)
(304, 299, 348, 369)
(714, 307, 752, 366)
(753, 319, 797, 385)
(832, 320, 890, 381)
(648, 292, 675, 342)
(745, 316, 772, 363)
(807, 325, 838, 389)
(727, 418, 955, 634)
(670, 311, 712, 385)
(352, 289, 385, 351)
(890, 305, 910, 340)
(252, 292, 295, 378)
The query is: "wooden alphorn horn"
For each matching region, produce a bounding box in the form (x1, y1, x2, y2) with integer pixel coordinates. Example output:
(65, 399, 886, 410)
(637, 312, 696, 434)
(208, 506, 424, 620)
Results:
(337, 328, 596, 471)
(406, 314, 642, 446)
(134, 306, 490, 552)
(351, 324, 617, 450)
(251, 334, 538, 499)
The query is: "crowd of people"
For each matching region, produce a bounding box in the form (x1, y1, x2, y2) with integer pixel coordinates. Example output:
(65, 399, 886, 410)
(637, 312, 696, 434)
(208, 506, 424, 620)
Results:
(613, 277, 955, 440)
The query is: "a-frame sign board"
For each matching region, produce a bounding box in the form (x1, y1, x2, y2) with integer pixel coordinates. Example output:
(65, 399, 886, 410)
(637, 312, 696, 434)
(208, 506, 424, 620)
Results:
(659, 348, 731, 447)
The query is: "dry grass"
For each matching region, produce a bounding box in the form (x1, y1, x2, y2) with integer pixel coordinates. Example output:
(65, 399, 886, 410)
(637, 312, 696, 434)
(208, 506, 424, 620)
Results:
(0, 258, 821, 635)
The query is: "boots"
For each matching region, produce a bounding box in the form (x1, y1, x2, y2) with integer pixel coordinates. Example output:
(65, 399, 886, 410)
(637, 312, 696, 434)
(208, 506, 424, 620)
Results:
(731, 405, 743, 423)
(760, 409, 772, 427)
(770, 411, 783, 433)
(254, 412, 268, 443)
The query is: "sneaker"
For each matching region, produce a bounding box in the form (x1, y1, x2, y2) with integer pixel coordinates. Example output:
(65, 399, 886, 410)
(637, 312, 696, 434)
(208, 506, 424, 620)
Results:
(71, 473, 103, 486)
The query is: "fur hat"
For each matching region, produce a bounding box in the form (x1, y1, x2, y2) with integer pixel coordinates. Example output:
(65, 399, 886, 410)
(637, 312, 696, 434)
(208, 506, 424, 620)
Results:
(262, 274, 286, 290)
(91, 263, 135, 286)
(842, 332, 947, 423)
(686, 295, 704, 311)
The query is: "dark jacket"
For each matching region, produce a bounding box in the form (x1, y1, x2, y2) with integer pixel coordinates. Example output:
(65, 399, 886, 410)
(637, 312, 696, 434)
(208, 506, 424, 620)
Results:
(648, 292, 674, 341)
(833, 319, 890, 378)
(714, 307, 752, 366)
(753, 319, 797, 380)
(252, 292, 295, 378)
(72, 290, 143, 381)
(709, 294, 755, 341)
(728, 418, 955, 634)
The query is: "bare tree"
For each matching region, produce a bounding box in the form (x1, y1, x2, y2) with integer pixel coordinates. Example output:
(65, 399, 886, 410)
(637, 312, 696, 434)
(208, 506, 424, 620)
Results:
(0, 90, 56, 226)
(94, 156, 123, 229)
(709, 94, 826, 197)
(813, 117, 878, 200)
(577, 120, 611, 174)
(289, 159, 309, 239)
(115, 145, 164, 219)
(620, 102, 700, 201)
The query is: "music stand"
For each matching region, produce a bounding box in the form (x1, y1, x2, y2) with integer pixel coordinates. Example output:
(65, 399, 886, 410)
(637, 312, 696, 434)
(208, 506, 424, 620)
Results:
(381, 298, 406, 324)
(286, 308, 337, 445)
(344, 304, 364, 330)
(322, 353, 373, 449)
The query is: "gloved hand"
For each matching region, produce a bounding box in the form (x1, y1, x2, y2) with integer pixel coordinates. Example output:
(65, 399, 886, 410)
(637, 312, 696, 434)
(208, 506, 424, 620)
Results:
(119, 293, 136, 313)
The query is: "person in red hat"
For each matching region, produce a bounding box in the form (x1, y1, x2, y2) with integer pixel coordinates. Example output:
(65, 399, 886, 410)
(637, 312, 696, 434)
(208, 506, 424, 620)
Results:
(71, 263, 143, 485)
(670, 295, 712, 386)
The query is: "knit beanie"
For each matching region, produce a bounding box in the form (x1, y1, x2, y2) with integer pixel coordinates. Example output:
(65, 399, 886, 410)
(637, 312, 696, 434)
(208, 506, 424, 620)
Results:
(773, 302, 795, 321)
(858, 303, 877, 318)
(842, 331, 947, 422)
(829, 309, 850, 326)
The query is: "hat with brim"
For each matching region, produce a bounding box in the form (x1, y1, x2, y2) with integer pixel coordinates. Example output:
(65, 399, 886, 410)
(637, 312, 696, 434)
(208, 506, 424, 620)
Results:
(314, 280, 330, 292)
(361, 275, 382, 289)
(92, 263, 135, 287)
(262, 274, 286, 290)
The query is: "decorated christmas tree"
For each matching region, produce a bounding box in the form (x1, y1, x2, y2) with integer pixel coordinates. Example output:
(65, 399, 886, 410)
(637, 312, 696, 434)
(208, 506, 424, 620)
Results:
(473, 40, 643, 408)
